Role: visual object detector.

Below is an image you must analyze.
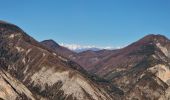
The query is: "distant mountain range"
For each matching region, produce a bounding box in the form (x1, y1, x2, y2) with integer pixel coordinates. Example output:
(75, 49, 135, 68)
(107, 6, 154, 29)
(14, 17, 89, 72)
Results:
(59, 43, 114, 53)
(1, 20, 170, 100)
(41, 34, 170, 100)
(73, 47, 101, 53)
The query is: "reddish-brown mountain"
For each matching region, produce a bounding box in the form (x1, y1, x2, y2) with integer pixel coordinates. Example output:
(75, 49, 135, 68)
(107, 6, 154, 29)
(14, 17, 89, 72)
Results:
(43, 34, 170, 99)
(0, 21, 112, 100)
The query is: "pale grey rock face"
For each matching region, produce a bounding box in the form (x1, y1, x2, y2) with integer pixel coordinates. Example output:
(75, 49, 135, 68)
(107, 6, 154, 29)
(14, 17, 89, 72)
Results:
(41, 34, 170, 99)
(0, 21, 112, 100)
(148, 64, 170, 84)
(156, 43, 169, 58)
(2, 21, 170, 100)
(0, 69, 35, 100)
(0, 75, 18, 100)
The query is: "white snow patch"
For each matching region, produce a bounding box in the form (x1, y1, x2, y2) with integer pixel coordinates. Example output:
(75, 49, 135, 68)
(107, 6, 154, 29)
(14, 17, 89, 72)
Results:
(60, 43, 122, 52)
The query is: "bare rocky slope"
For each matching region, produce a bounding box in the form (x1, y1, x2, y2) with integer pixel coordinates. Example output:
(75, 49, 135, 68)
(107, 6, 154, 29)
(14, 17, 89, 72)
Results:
(95, 34, 170, 100)
(2, 20, 170, 100)
(42, 34, 170, 100)
(41, 40, 114, 71)
(0, 21, 112, 100)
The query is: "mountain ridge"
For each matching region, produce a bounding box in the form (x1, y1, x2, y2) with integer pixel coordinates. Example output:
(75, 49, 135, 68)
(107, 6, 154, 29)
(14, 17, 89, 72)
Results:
(0, 21, 112, 100)
(1, 20, 170, 99)
(42, 33, 170, 99)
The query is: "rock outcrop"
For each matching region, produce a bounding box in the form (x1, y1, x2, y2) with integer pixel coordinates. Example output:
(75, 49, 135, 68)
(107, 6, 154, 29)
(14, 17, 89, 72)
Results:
(0, 21, 111, 100)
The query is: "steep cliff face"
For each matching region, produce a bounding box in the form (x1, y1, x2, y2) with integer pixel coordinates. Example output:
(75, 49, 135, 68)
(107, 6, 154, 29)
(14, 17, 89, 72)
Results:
(0, 21, 112, 100)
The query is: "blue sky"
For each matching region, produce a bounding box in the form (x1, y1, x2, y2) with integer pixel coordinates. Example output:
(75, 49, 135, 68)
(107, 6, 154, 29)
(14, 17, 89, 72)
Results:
(0, 0, 170, 48)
